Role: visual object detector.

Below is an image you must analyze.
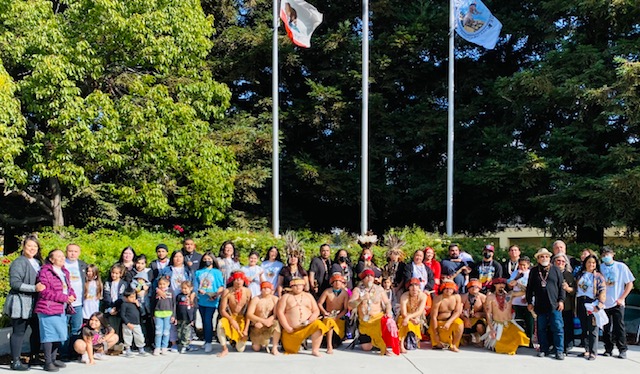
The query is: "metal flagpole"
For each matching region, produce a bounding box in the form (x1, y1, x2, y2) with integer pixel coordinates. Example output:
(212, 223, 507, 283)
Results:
(446, 0, 455, 236)
(361, 0, 369, 235)
(272, 0, 280, 237)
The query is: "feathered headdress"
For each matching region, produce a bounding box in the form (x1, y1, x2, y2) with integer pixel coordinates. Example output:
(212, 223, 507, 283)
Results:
(356, 230, 378, 249)
(384, 235, 406, 262)
(284, 231, 305, 264)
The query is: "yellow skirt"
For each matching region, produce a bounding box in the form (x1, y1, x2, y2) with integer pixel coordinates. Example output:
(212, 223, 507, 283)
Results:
(281, 320, 329, 354)
(482, 320, 530, 355)
(220, 315, 247, 344)
(397, 316, 422, 340)
(322, 317, 346, 339)
(428, 318, 464, 348)
(250, 320, 281, 347)
(359, 312, 386, 353)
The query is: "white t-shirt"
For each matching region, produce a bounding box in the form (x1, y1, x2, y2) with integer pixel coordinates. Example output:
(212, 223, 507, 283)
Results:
(601, 261, 635, 308)
(412, 263, 430, 292)
(65, 260, 83, 306)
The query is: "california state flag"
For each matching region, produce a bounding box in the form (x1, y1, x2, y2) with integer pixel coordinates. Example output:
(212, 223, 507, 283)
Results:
(280, 0, 323, 48)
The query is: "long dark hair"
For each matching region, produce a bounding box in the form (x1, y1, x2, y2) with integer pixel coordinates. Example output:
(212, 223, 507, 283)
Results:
(333, 249, 352, 265)
(118, 246, 137, 266)
(578, 254, 601, 279)
(169, 250, 185, 266)
(83, 312, 111, 338)
(218, 241, 239, 262)
(198, 251, 220, 270)
(21, 235, 43, 262)
(262, 246, 282, 262)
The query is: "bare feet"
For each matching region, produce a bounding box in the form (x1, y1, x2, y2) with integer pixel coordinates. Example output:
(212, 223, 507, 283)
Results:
(217, 348, 229, 357)
(432, 343, 445, 350)
(326, 348, 334, 354)
(272, 348, 280, 356)
(312, 350, 322, 357)
(400, 347, 407, 354)
(449, 345, 459, 352)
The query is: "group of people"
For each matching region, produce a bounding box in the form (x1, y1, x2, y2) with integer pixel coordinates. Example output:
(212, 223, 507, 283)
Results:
(4, 234, 636, 371)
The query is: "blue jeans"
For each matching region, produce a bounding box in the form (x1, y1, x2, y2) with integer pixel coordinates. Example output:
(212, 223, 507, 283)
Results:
(154, 316, 172, 349)
(61, 305, 83, 358)
(537, 309, 564, 354)
(199, 306, 217, 344)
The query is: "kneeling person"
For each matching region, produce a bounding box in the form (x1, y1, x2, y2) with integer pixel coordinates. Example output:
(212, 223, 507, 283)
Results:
(246, 282, 281, 355)
(481, 278, 529, 355)
(429, 280, 464, 351)
(460, 279, 487, 344)
(217, 271, 252, 357)
(398, 278, 427, 353)
(318, 273, 349, 354)
(276, 278, 328, 356)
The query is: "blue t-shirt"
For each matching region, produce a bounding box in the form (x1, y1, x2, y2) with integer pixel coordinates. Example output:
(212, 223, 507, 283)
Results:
(194, 268, 225, 308)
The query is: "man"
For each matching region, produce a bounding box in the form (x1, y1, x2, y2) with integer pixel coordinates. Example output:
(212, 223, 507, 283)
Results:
(429, 280, 464, 352)
(502, 245, 521, 277)
(482, 278, 530, 354)
(150, 243, 170, 281)
(398, 278, 427, 353)
(276, 278, 328, 356)
(308, 244, 332, 299)
(552, 240, 580, 269)
(318, 273, 349, 354)
(62, 243, 87, 360)
(460, 278, 486, 344)
(216, 271, 252, 357)
(246, 282, 281, 355)
(440, 244, 473, 292)
(181, 238, 202, 274)
(349, 269, 397, 355)
(473, 244, 503, 292)
(526, 248, 566, 360)
(600, 246, 635, 359)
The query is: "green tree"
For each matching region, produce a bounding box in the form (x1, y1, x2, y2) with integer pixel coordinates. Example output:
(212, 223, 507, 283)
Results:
(0, 0, 237, 229)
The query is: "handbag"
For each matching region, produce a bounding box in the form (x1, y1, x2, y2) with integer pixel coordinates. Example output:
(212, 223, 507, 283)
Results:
(66, 304, 77, 315)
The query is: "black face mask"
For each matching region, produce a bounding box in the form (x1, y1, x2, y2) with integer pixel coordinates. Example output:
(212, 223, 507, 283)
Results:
(203, 260, 213, 267)
(483, 252, 492, 259)
(339, 256, 348, 263)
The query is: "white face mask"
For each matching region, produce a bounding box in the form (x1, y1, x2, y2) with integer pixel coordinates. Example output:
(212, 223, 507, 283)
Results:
(539, 260, 550, 267)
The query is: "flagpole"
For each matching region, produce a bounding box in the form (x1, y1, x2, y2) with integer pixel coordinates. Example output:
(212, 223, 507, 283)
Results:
(446, 0, 455, 236)
(272, 0, 280, 237)
(361, 0, 369, 235)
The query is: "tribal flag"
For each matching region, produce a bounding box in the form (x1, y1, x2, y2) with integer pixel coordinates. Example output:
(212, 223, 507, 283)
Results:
(280, 0, 323, 48)
(454, 0, 502, 49)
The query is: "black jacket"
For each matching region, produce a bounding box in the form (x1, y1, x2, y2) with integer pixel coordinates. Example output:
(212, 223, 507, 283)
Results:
(526, 265, 566, 314)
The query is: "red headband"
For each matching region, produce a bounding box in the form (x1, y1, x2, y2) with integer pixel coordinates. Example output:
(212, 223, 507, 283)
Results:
(228, 272, 248, 285)
(260, 281, 273, 289)
(406, 277, 421, 288)
(441, 281, 458, 292)
(359, 269, 375, 280)
(491, 278, 507, 286)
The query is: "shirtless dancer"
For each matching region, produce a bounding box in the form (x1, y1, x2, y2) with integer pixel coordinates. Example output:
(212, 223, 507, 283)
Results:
(398, 278, 427, 353)
(246, 282, 281, 355)
(460, 278, 487, 344)
(318, 274, 349, 354)
(429, 280, 464, 351)
(276, 278, 328, 356)
(217, 271, 252, 357)
(482, 278, 529, 355)
(349, 269, 396, 355)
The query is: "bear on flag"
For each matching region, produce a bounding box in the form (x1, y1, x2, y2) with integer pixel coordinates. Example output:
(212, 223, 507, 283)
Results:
(454, 0, 502, 49)
(280, 0, 323, 48)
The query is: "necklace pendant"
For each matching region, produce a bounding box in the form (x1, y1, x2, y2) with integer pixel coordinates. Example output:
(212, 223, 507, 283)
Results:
(541, 280, 547, 288)
(363, 314, 370, 322)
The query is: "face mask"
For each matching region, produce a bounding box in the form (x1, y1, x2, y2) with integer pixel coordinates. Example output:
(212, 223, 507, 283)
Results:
(364, 254, 372, 261)
(483, 252, 492, 259)
(339, 256, 348, 263)
(203, 260, 213, 267)
(539, 260, 550, 267)
(602, 255, 614, 265)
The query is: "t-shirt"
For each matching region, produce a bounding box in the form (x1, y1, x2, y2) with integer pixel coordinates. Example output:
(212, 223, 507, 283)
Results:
(261, 260, 284, 288)
(474, 260, 503, 290)
(412, 263, 430, 292)
(175, 292, 195, 322)
(507, 269, 529, 306)
(65, 260, 83, 306)
(309, 257, 332, 295)
(194, 267, 224, 308)
(601, 261, 635, 308)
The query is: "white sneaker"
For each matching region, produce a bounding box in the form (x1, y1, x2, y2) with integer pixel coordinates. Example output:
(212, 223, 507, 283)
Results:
(180, 347, 187, 354)
(204, 343, 212, 353)
(187, 345, 199, 352)
(125, 349, 134, 357)
(161, 348, 169, 355)
(170, 345, 178, 353)
(93, 352, 107, 360)
(139, 348, 149, 356)
(80, 353, 88, 363)
(152, 348, 161, 356)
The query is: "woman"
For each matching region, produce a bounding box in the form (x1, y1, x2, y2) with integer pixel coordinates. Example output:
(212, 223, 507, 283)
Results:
(35, 249, 77, 372)
(4, 235, 45, 371)
(217, 241, 241, 282)
(194, 252, 225, 353)
(261, 246, 284, 290)
(117, 246, 137, 283)
(157, 250, 192, 352)
(330, 249, 354, 290)
(423, 247, 441, 293)
(403, 249, 435, 293)
(276, 251, 309, 296)
(553, 253, 576, 353)
(354, 247, 382, 281)
(575, 254, 606, 360)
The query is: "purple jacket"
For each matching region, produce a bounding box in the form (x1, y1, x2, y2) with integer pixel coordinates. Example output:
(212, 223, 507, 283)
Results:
(34, 264, 77, 315)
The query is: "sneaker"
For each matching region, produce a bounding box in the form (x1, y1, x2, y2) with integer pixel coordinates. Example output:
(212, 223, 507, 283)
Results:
(93, 353, 107, 361)
(187, 345, 199, 352)
(152, 348, 161, 356)
(80, 353, 89, 363)
(125, 349, 134, 358)
(139, 349, 149, 357)
(180, 347, 187, 354)
(161, 348, 169, 355)
(170, 345, 178, 353)
(11, 361, 30, 371)
(619, 351, 627, 359)
(603, 351, 612, 357)
(43, 363, 59, 372)
(536, 352, 546, 357)
(204, 343, 212, 353)
(52, 361, 66, 368)
(555, 353, 565, 360)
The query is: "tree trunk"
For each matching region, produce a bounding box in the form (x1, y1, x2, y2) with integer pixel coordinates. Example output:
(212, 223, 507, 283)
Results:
(576, 226, 604, 246)
(50, 177, 64, 227)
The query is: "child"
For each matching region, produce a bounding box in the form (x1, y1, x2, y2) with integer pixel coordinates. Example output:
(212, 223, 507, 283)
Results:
(382, 276, 399, 317)
(103, 264, 129, 337)
(121, 289, 148, 357)
(74, 312, 118, 364)
(83, 265, 103, 323)
(241, 251, 265, 297)
(175, 281, 197, 353)
(153, 277, 175, 355)
(131, 271, 151, 316)
(132, 255, 153, 346)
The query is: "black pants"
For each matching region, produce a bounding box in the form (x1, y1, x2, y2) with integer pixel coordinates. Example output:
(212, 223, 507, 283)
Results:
(43, 341, 61, 365)
(603, 305, 627, 353)
(562, 309, 574, 349)
(577, 296, 598, 355)
(514, 305, 534, 340)
(11, 316, 40, 362)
